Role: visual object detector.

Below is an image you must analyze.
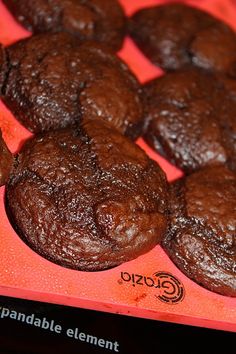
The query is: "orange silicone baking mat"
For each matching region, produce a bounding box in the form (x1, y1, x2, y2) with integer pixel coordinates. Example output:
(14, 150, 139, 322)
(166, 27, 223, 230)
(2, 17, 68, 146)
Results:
(0, 0, 235, 332)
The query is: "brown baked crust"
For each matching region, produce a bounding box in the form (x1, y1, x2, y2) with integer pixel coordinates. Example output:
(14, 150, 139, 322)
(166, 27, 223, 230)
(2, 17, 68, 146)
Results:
(0, 130, 14, 186)
(3, 0, 126, 52)
(1, 32, 143, 138)
(162, 165, 236, 297)
(129, 3, 236, 73)
(6, 120, 168, 271)
(143, 68, 236, 173)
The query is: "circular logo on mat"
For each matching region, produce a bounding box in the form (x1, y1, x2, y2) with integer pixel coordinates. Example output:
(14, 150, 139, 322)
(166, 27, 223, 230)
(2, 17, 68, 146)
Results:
(153, 271, 185, 304)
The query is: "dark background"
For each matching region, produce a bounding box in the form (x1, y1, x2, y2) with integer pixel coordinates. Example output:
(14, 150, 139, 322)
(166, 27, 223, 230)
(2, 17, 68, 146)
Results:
(0, 295, 235, 354)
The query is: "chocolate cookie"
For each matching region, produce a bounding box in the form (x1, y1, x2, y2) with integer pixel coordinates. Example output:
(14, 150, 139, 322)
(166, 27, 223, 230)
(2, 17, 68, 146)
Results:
(6, 120, 168, 271)
(162, 165, 236, 297)
(0, 130, 14, 186)
(3, 0, 126, 52)
(0, 33, 143, 138)
(143, 68, 236, 173)
(129, 3, 236, 73)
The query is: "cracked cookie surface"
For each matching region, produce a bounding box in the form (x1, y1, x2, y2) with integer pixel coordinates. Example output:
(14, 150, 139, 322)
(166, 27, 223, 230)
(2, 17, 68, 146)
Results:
(0, 32, 143, 138)
(143, 68, 236, 173)
(129, 3, 236, 74)
(162, 165, 236, 297)
(3, 0, 126, 52)
(6, 120, 168, 271)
